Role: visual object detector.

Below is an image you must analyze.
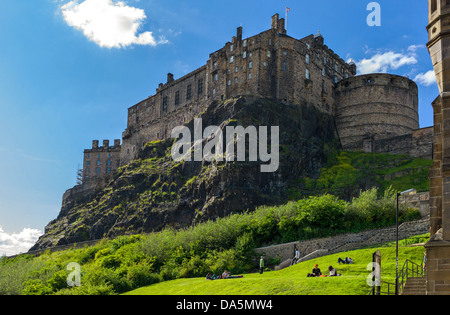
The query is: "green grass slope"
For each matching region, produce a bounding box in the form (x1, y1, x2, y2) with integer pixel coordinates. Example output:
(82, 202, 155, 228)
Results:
(125, 234, 428, 295)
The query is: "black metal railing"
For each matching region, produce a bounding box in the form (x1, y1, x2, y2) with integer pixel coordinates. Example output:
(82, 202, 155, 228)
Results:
(369, 259, 424, 295)
(398, 259, 425, 294)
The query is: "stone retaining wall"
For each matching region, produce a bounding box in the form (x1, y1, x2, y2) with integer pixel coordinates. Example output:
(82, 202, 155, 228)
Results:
(256, 218, 429, 263)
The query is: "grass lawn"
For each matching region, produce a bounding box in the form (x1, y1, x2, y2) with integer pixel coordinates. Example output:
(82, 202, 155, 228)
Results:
(124, 235, 428, 295)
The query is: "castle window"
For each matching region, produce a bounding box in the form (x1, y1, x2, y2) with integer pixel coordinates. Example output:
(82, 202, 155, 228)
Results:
(175, 91, 180, 106)
(107, 160, 112, 166)
(268, 38, 272, 45)
(198, 79, 204, 95)
(230, 44, 234, 52)
(235, 66, 239, 73)
(248, 61, 253, 69)
(249, 52, 253, 58)
(97, 160, 101, 166)
(305, 69, 310, 80)
(322, 68, 326, 76)
(305, 54, 310, 64)
(96, 167, 100, 174)
(87, 154, 90, 159)
(163, 96, 168, 110)
(263, 61, 267, 67)
(86, 161, 90, 166)
(267, 50, 271, 58)
(243, 51, 247, 59)
(306, 43, 310, 50)
(431, 0, 437, 13)
(214, 74, 218, 81)
(323, 57, 327, 65)
(230, 56, 234, 64)
(107, 167, 111, 173)
(243, 39, 247, 47)
(345, 73, 349, 79)
(234, 77, 239, 84)
(186, 84, 192, 100)
(282, 62, 288, 71)
(334, 76, 338, 83)
(108, 153, 111, 158)
(213, 89, 216, 96)
(283, 51, 287, 56)
(248, 73, 252, 79)
(227, 80, 231, 86)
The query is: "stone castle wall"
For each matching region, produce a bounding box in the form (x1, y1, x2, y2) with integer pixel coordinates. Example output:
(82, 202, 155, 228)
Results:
(335, 73, 420, 152)
(118, 14, 357, 166)
(83, 139, 121, 180)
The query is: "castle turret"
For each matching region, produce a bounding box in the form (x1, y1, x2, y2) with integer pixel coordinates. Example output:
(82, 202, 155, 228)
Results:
(335, 74, 419, 151)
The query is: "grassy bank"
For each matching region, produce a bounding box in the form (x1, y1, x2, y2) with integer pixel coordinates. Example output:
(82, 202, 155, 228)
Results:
(125, 234, 428, 295)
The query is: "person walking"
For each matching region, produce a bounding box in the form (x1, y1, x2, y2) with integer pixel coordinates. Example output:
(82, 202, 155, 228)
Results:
(259, 256, 264, 274)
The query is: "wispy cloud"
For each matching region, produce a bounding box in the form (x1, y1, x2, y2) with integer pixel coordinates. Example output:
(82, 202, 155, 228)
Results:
(0, 227, 42, 257)
(0, 146, 60, 164)
(349, 45, 437, 87)
(21, 154, 61, 164)
(414, 70, 437, 87)
(355, 51, 417, 75)
(349, 45, 426, 76)
(60, 0, 169, 48)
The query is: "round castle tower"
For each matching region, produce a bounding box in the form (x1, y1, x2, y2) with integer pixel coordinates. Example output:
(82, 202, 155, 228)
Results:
(334, 73, 419, 151)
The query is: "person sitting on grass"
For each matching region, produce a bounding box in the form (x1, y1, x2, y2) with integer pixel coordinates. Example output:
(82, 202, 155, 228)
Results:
(327, 265, 341, 277)
(307, 264, 322, 277)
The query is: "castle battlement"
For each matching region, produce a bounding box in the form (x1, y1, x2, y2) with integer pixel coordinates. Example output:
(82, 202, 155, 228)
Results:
(82, 139, 121, 180)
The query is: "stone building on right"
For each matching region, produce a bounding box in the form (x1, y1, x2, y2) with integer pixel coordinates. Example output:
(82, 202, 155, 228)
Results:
(426, 0, 450, 295)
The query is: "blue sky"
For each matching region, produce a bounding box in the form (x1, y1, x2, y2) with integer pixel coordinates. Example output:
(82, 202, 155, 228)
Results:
(0, 0, 438, 255)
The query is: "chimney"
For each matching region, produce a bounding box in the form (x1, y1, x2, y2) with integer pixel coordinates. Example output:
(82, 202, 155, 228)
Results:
(103, 140, 110, 148)
(237, 26, 243, 42)
(92, 140, 99, 149)
(167, 73, 174, 84)
(271, 14, 280, 30)
(271, 14, 286, 34)
(278, 18, 286, 35)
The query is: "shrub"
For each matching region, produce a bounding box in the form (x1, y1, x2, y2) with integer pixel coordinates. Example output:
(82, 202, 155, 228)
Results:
(21, 280, 53, 295)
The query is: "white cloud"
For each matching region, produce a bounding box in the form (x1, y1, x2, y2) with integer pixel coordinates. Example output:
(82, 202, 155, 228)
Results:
(60, 0, 168, 48)
(407, 44, 425, 52)
(0, 227, 43, 257)
(414, 70, 437, 87)
(355, 51, 418, 75)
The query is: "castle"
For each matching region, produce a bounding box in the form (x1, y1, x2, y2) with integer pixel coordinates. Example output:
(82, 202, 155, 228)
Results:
(82, 14, 433, 180)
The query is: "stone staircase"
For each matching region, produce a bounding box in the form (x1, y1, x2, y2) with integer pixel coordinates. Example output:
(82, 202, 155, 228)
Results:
(402, 277, 426, 295)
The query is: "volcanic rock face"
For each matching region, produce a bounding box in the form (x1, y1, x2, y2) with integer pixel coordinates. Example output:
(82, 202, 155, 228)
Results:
(31, 97, 338, 250)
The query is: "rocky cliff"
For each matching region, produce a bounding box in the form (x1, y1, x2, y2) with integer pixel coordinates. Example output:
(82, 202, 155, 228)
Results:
(31, 96, 339, 250)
